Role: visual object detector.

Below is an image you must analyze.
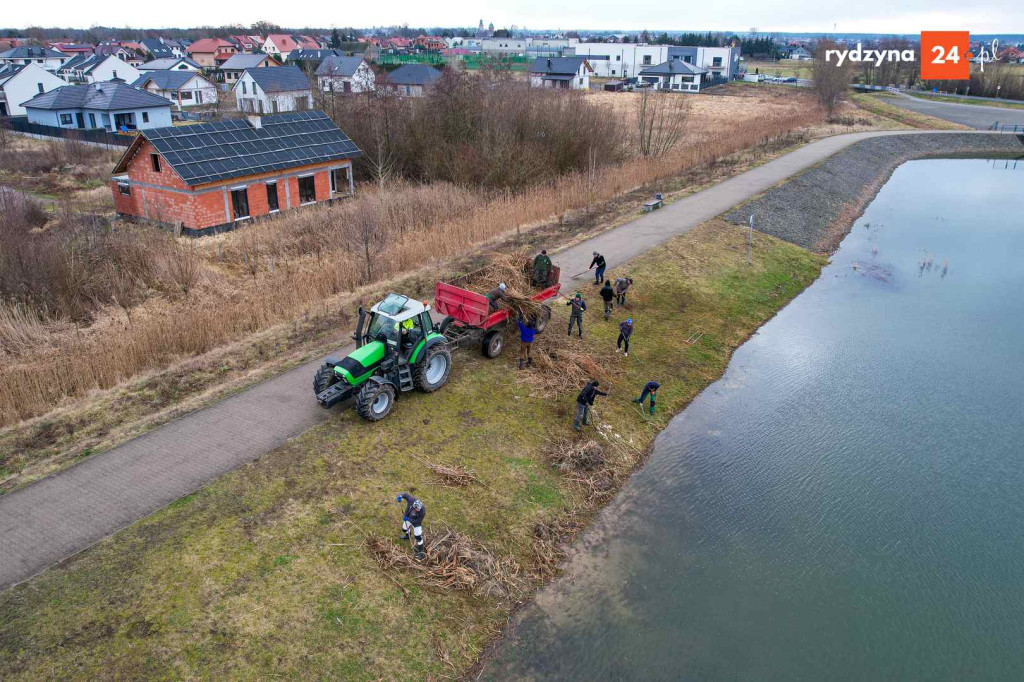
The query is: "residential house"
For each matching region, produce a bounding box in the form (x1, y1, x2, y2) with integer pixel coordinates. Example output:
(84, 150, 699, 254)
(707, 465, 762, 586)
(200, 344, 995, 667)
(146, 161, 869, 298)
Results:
(568, 43, 741, 80)
(94, 43, 141, 65)
(21, 81, 172, 131)
(263, 35, 321, 60)
(638, 60, 708, 92)
(163, 39, 187, 58)
(140, 39, 175, 59)
(787, 46, 812, 60)
(230, 35, 264, 54)
(481, 38, 528, 55)
(110, 110, 362, 236)
(381, 37, 413, 53)
(80, 55, 141, 84)
(0, 46, 70, 73)
(315, 56, 375, 93)
(287, 48, 344, 66)
(138, 57, 202, 72)
(0, 63, 67, 116)
(382, 64, 442, 97)
(132, 71, 218, 109)
(668, 46, 741, 80)
(57, 54, 93, 81)
(187, 38, 237, 69)
(414, 35, 447, 52)
(528, 57, 593, 89)
(51, 43, 95, 58)
(219, 53, 280, 86)
(233, 65, 312, 114)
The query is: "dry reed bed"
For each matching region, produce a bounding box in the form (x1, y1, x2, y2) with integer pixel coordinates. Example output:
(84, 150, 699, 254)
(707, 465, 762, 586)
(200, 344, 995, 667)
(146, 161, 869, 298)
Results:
(0, 104, 823, 426)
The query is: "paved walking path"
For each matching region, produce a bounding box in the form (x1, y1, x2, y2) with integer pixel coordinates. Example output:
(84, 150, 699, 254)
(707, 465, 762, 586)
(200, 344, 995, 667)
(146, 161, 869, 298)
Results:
(885, 93, 1024, 130)
(0, 129, 1001, 591)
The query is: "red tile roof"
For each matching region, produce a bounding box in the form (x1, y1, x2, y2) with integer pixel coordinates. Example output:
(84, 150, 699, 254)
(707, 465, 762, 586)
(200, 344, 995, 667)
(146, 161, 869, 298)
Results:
(188, 38, 235, 55)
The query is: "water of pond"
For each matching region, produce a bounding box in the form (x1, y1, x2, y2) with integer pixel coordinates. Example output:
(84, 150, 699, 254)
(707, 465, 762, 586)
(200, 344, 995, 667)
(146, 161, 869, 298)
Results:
(481, 158, 1024, 681)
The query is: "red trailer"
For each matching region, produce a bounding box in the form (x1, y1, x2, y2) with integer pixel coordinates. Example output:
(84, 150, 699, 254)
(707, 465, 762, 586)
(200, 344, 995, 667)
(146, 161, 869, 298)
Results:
(434, 266, 561, 358)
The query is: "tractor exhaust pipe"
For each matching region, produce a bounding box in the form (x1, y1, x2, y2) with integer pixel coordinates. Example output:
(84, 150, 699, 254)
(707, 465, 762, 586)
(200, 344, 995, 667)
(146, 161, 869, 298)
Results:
(353, 306, 367, 347)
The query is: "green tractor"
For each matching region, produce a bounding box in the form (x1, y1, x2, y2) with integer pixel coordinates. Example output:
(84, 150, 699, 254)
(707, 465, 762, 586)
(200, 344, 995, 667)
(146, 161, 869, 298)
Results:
(314, 293, 452, 421)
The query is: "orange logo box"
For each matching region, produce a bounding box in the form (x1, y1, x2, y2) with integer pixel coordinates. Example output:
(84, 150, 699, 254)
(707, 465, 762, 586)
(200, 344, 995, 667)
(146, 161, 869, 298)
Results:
(920, 31, 970, 80)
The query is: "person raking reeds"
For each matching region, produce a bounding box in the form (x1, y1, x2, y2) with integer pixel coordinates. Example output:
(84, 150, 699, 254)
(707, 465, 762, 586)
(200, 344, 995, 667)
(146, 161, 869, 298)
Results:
(566, 292, 587, 338)
(396, 492, 427, 560)
(617, 317, 634, 357)
(532, 249, 553, 286)
(589, 252, 607, 286)
(486, 282, 508, 311)
(574, 379, 608, 432)
(633, 380, 660, 415)
(518, 315, 536, 370)
(614, 276, 633, 307)
(600, 280, 615, 320)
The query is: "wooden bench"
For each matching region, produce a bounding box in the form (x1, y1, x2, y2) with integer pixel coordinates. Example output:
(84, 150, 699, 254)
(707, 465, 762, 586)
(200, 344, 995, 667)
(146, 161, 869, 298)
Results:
(642, 198, 663, 212)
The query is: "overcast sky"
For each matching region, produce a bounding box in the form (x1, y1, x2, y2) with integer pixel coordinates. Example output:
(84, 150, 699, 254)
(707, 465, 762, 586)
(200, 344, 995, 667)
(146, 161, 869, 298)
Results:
(5, 0, 1020, 34)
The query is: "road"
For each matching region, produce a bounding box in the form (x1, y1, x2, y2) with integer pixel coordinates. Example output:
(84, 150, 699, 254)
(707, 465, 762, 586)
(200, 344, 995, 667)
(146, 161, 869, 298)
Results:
(885, 93, 1024, 130)
(0, 129, 1003, 592)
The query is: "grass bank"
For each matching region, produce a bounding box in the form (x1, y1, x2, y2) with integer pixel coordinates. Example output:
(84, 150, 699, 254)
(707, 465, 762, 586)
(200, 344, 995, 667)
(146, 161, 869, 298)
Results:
(0, 219, 825, 679)
(850, 93, 970, 130)
(905, 91, 1024, 111)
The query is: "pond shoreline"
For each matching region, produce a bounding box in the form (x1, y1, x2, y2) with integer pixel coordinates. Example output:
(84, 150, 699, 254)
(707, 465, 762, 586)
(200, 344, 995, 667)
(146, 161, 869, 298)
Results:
(725, 132, 1024, 252)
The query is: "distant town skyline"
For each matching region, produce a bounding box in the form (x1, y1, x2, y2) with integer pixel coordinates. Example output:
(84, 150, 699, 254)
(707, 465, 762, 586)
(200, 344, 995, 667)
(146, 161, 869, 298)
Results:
(3, 0, 1021, 35)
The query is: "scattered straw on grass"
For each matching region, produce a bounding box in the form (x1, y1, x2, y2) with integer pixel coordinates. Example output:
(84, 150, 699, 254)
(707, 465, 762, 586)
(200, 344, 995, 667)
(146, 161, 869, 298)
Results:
(518, 329, 607, 396)
(367, 525, 524, 599)
(531, 515, 586, 579)
(545, 438, 605, 473)
(411, 455, 485, 488)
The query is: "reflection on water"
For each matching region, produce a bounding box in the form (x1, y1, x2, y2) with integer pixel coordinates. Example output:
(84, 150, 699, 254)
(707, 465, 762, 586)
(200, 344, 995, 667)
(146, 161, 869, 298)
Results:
(481, 159, 1024, 681)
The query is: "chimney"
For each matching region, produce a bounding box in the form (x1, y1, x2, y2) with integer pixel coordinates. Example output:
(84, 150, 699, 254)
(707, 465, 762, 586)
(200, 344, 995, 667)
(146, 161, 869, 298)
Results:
(547, 58, 551, 69)
(246, 114, 262, 129)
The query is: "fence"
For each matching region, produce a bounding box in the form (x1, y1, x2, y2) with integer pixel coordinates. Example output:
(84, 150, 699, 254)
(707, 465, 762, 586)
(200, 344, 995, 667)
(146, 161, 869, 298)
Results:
(2, 116, 134, 147)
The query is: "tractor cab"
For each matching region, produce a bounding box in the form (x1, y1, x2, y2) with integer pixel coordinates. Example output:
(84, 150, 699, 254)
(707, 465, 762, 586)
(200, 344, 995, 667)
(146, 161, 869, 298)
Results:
(314, 293, 451, 421)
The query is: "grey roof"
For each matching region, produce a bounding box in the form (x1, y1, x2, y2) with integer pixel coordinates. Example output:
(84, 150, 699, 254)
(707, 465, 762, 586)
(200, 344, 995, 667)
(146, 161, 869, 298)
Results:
(242, 65, 310, 93)
(0, 64, 26, 86)
(220, 54, 275, 71)
(287, 48, 343, 62)
(139, 57, 200, 71)
(114, 110, 361, 186)
(60, 54, 93, 72)
(315, 56, 365, 77)
(387, 64, 442, 86)
(640, 60, 708, 76)
(529, 57, 588, 75)
(133, 70, 207, 90)
(141, 39, 174, 57)
(0, 46, 68, 60)
(21, 81, 172, 111)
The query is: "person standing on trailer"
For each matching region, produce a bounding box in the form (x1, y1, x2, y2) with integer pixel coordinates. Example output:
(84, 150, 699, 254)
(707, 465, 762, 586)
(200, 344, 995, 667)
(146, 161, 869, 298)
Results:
(396, 492, 426, 560)
(589, 252, 607, 286)
(486, 283, 508, 311)
(532, 249, 553, 286)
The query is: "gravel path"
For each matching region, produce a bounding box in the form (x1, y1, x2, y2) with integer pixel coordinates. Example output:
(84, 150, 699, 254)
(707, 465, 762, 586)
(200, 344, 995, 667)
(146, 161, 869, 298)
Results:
(725, 133, 1024, 251)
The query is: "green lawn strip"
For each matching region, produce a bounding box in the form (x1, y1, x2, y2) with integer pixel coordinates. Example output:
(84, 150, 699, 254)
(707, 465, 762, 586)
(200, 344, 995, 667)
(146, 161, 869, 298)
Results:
(0, 221, 824, 679)
(850, 93, 968, 130)
(905, 91, 1024, 111)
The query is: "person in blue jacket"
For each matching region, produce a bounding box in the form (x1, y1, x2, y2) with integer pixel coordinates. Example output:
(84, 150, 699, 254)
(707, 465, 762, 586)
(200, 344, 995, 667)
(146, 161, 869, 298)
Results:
(396, 492, 426, 559)
(633, 381, 660, 415)
(517, 315, 537, 369)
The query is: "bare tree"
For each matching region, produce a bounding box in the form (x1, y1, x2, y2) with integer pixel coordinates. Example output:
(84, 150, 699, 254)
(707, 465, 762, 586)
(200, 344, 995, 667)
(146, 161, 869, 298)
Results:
(344, 198, 388, 283)
(813, 39, 854, 118)
(166, 241, 202, 296)
(635, 89, 690, 157)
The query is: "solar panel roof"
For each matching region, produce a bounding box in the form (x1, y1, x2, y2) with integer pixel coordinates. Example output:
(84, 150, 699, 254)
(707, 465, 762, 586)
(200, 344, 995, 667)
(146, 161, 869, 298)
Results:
(117, 110, 362, 187)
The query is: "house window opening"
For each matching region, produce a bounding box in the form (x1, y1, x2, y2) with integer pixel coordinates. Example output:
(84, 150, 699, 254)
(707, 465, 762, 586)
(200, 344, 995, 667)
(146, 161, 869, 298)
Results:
(298, 176, 316, 204)
(231, 188, 250, 220)
(267, 182, 279, 212)
(151, 154, 161, 172)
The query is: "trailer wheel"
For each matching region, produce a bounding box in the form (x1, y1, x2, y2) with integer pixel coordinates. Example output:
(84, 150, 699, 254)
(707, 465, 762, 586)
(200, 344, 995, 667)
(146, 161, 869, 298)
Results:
(313, 363, 338, 396)
(355, 381, 395, 421)
(438, 316, 457, 335)
(533, 305, 552, 334)
(482, 330, 504, 358)
(414, 345, 452, 392)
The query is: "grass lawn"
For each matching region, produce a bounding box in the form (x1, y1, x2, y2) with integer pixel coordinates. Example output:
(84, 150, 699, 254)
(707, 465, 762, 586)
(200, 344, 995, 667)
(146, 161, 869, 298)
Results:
(906, 91, 1024, 111)
(0, 220, 824, 680)
(850, 93, 970, 130)
(743, 59, 813, 79)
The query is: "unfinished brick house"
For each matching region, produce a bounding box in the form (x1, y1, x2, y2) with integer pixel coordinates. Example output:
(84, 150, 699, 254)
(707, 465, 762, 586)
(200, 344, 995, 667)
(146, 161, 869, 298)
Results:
(111, 110, 362, 236)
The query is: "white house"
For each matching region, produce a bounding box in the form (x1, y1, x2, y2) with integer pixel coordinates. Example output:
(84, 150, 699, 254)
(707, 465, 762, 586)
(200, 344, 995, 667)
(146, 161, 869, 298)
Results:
(219, 53, 280, 86)
(233, 65, 312, 114)
(21, 81, 173, 131)
(0, 62, 67, 117)
(0, 46, 69, 73)
(638, 60, 709, 92)
(138, 57, 202, 73)
(481, 38, 528, 55)
(788, 46, 812, 60)
(568, 43, 668, 78)
(528, 57, 593, 89)
(132, 71, 218, 109)
(380, 64, 442, 97)
(83, 55, 140, 84)
(315, 56, 375, 93)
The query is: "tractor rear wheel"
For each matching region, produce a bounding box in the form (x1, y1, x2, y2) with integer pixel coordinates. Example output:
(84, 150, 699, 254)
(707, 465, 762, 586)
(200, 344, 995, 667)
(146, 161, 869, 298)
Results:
(534, 305, 552, 334)
(482, 329, 504, 358)
(355, 381, 396, 421)
(438, 316, 457, 335)
(414, 345, 452, 392)
(313, 363, 338, 396)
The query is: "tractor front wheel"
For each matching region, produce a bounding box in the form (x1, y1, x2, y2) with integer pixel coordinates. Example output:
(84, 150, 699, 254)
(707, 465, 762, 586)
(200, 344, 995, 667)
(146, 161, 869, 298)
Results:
(313, 363, 338, 396)
(482, 329, 504, 358)
(414, 345, 452, 392)
(355, 381, 396, 421)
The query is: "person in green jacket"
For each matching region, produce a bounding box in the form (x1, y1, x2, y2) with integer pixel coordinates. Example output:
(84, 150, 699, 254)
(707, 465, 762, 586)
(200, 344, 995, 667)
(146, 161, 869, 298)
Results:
(532, 250, 553, 286)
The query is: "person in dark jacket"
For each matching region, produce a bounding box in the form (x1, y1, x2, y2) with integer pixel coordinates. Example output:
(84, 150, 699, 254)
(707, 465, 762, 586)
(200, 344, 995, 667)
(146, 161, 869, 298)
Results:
(617, 317, 634, 357)
(633, 380, 660, 415)
(599, 280, 615, 320)
(589, 252, 606, 285)
(614, 276, 633, 306)
(396, 492, 427, 559)
(532, 250, 553, 286)
(517, 315, 537, 370)
(486, 283, 508, 311)
(574, 380, 608, 431)
(566, 292, 586, 338)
